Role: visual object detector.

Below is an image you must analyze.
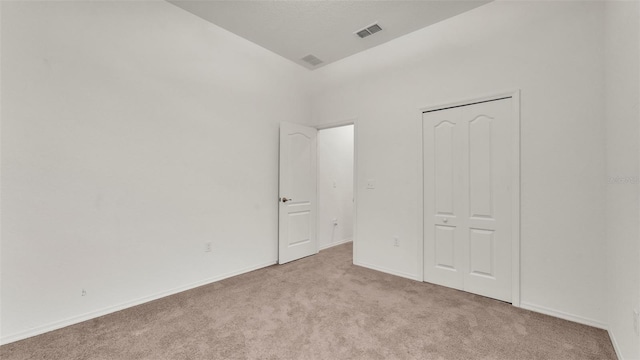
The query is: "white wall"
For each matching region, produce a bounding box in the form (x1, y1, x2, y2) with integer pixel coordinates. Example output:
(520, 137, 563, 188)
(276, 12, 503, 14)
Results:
(0, 0, 310, 343)
(317, 125, 354, 250)
(604, 1, 640, 358)
(310, 1, 608, 326)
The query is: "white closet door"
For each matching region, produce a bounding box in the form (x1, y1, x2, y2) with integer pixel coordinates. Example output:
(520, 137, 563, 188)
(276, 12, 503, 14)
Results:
(423, 98, 513, 302)
(423, 107, 465, 290)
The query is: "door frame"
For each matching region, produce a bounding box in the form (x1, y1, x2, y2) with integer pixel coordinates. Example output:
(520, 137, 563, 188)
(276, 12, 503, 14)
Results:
(417, 90, 521, 307)
(313, 119, 358, 264)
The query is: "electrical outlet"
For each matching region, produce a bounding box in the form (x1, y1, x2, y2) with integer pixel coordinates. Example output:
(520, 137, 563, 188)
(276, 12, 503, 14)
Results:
(393, 236, 400, 247)
(205, 242, 212, 253)
(634, 309, 639, 336)
(81, 289, 87, 297)
(366, 179, 376, 189)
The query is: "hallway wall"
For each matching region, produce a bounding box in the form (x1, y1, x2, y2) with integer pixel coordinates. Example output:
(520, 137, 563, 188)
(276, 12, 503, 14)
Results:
(317, 125, 354, 250)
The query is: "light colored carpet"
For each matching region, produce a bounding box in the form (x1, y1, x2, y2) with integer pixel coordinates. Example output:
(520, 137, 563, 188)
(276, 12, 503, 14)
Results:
(1, 243, 616, 359)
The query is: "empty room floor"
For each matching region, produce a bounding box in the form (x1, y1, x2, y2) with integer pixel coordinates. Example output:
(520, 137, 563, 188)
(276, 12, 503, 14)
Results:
(0, 243, 615, 360)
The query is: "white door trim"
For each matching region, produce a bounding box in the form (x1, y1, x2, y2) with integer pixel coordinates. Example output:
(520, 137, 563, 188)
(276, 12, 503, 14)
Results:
(313, 119, 358, 265)
(417, 90, 521, 307)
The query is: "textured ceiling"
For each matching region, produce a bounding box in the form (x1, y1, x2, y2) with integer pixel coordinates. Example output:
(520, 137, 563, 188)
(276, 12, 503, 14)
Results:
(168, 0, 492, 70)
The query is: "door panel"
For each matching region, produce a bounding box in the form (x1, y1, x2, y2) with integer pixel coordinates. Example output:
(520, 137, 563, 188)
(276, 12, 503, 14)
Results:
(435, 225, 456, 270)
(423, 98, 513, 302)
(279, 123, 317, 264)
(287, 208, 311, 246)
(423, 108, 464, 290)
(469, 228, 494, 277)
(434, 121, 455, 216)
(461, 100, 512, 302)
(468, 116, 494, 219)
(289, 133, 313, 199)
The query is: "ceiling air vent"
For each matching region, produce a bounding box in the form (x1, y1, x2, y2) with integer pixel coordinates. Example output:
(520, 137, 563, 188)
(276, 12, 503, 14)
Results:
(355, 23, 383, 39)
(301, 54, 323, 67)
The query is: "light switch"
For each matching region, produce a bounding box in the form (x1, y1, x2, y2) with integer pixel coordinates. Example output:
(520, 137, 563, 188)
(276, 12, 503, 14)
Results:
(366, 179, 376, 189)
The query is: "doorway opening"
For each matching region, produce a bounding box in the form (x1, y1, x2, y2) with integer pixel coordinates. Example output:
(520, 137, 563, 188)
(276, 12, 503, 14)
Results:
(317, 124, 355, 251)
(278, 121, 356, 264)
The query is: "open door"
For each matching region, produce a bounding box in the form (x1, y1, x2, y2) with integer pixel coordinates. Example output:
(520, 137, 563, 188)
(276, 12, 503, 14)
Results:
(279, 122, 318, 264)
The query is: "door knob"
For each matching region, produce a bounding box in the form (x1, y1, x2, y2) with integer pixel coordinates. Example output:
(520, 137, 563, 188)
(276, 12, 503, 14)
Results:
(443, 218, 448, 223)
(281, 197, 292, 203)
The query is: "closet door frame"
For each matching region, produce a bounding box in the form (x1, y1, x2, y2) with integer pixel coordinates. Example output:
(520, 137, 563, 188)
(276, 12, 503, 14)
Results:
(416, 89, 521, 307)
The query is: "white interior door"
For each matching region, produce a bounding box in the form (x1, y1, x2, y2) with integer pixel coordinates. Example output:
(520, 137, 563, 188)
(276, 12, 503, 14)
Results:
(279, 122, 318, 264)
(423, 98, 513, 302)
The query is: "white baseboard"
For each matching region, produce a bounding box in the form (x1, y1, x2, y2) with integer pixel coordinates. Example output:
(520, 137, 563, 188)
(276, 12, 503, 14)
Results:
(519, 301, 607, 330)
(318, 238, 352, 251)
(0, 259, 277, 346)
(354, 260, 418, 281)
(607, 328, 624, 360)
